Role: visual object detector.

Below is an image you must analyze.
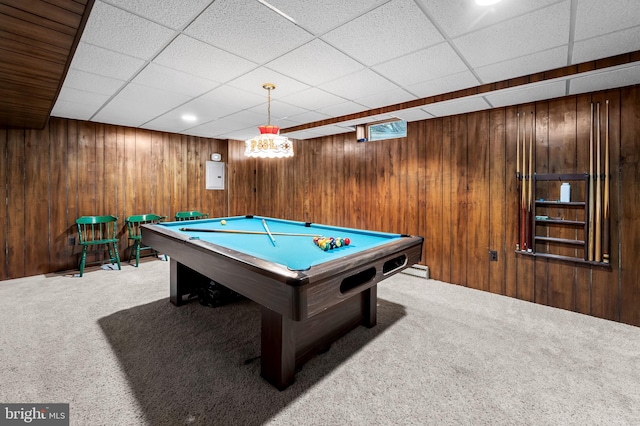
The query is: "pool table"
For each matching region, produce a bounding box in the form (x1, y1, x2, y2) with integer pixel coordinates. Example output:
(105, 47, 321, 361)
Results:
(141, 215, 423, 390)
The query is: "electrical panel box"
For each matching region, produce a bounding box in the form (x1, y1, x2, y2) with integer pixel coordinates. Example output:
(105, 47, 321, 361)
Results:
(206, 161, 225, 190)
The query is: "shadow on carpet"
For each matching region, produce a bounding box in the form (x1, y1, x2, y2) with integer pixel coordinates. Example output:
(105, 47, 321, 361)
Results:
(98, 296, 405, 425)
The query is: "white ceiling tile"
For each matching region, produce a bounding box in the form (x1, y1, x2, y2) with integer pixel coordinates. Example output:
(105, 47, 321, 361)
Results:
(373, 42, 469, 86)
(184, 0, 313, 63)
(266, 39, 363, 86)
(453, 2, 571, 68)
(309, 125, 354, 136)
(280, 88, 348, 110)
(51, 100, 100, 121)
(391, 108, 434, 122)
(286, 111, 331, 124)
(572, 26, 640, 64)
(216, 126, 267, 141)
(104, 0, 211, 30)
(266, 0, 385, 35)
(198, 85, 267, 112)
(319, 69, 400, 100)
(132, 63, 220, 97)
(475, 46, 568, 84)
(355, 88, 417, 109)
(187, 111, 266, 137)
(484, 80, 567, 108)
(569, 64, 640, 95)
(141, 98, 231, 133)
(61, 68, 125, 96)
(93, 83, 192, 127)
(406, 71, 480, 98)
(322, 0, 444, 66)
(154, 35, 257, 82)
(423, 96, 491, 117)
(226, 69, 310, 98)
(247, 100, 307, 120)
(280, 129, 324, 140)
(68, 42, 145, 80)
(317, 101, 368, 117)
(574, 0, 640, 40)
(81, 1, 176, 60)
(56, 86, 111, 107)
(416, 0, 561, 38)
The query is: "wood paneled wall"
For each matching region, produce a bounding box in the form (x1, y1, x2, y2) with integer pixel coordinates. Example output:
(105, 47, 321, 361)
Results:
(0, 118, 227, 278)
(228, 85, 640, 327)
(1, 86, 639, 327)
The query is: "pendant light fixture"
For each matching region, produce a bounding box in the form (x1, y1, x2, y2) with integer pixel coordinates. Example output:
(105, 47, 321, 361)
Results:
(244, 83, 293, 158)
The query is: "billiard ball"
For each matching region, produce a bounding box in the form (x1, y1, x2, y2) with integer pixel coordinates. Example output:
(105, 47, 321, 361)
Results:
(344, 238, 350, 245)
(221, 220, 227, 225)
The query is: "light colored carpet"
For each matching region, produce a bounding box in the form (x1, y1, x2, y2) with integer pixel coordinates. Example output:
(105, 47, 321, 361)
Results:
(1, 259, 639, 425)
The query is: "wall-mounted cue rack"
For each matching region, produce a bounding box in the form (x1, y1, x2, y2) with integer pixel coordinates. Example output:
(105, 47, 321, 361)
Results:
(515, 101, 611, 267)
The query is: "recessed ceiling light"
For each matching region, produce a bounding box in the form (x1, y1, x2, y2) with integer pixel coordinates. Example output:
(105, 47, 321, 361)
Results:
(475, 0, 502, 5)
(181, 114, 197, 122)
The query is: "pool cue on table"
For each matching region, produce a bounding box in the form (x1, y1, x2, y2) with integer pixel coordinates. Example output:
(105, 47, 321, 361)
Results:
(595, 102, 602, 262)
(262, 219, 277, 246)
(603, 100, 610, 264)
(179, 227, 320, 237)
(588, 102, 595, 262)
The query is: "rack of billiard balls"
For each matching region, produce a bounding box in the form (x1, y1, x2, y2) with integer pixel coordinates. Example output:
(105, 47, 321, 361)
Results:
(313, 236, 350, 251)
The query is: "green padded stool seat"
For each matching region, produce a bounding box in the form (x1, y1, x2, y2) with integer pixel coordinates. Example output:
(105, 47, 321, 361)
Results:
(75, 215, 121, 277)
(175, 211, 209, 221)
(126, 214, 167, 267)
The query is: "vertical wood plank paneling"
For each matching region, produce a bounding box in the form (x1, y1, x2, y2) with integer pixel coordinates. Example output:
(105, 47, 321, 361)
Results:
(441, 117, 452, 283)
(489, 108, 506, 295)
(77, 121, 96, 216)
(169, 133, 185, 218)
(102, 124, 118, 252)
(0, 127, 7, 280)
(467, 110, 490, 291)
(6, 129, 25, 279)
(95, 124, 106, 215)
(526, 102, 557, 305)
(405, 122, 420, 238)
(450, 115, 468, 286)
(49, 119, 68, 273)
(115, 126, 127, 255)
(24, 125, 50, 275)
(416, 119, 429, 267)
(343, 137, 359, 228)
(135, 129, 151, 215)
(504, 106, 518, 298)
(120, 128, 136, 252)
(150, 131, 163, 216)
(618, 86, 639, 326)
(0, 127, 8, 280)
(66, 121, 79, 271)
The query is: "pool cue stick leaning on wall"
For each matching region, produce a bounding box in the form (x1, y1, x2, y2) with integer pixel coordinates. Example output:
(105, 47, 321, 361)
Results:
(588, 103, 595, 261)
(595, 102, 602, 262)
(528, 111, 534, 252)
(603, 100, 610, 264)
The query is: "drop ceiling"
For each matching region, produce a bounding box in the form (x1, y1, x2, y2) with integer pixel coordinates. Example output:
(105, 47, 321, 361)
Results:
(48, 0, 640, 140)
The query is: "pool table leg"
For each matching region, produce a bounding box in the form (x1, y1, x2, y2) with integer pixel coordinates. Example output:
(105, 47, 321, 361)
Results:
(362, 286, 377, 328)
(260, 306, 296, 390)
